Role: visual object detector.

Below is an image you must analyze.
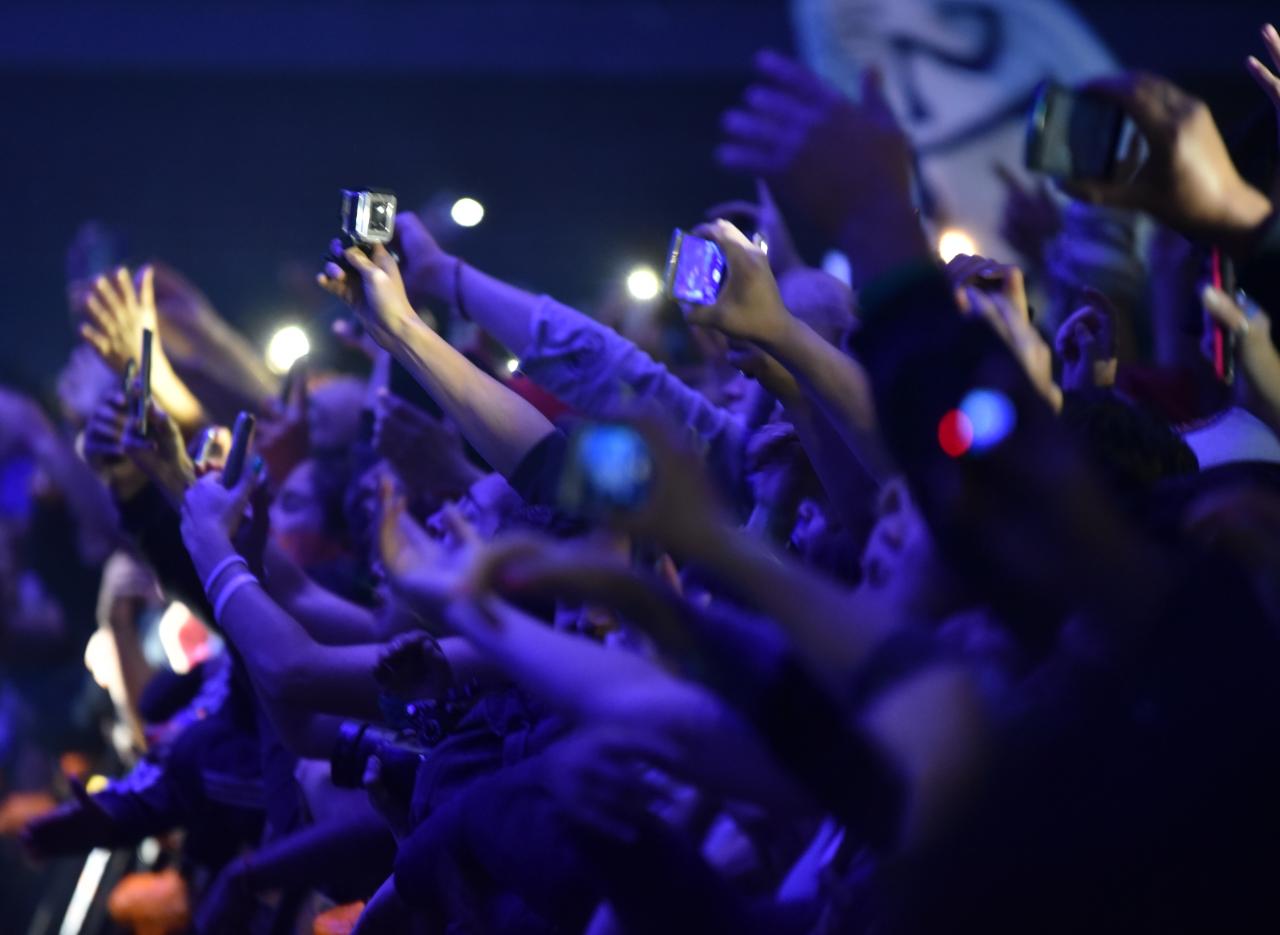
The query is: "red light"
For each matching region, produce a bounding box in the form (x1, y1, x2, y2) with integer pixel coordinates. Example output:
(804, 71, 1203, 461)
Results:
(938, 410, 974, 458)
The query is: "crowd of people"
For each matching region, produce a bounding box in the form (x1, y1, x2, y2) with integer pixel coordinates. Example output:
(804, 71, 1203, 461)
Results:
(4, 24, 1280, 935)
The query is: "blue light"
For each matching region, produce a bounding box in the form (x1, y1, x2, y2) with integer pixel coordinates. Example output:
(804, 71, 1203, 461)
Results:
(959, 388, 1016, 452)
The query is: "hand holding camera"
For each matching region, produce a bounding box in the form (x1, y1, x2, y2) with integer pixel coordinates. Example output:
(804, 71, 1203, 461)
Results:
(1053, 73, 1272, 251)
(678, 220, 793, 351)
(318, 243, 417, 351)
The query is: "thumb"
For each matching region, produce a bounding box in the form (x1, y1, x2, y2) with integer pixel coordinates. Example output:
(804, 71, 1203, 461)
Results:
(1202, 285, 1251, 335)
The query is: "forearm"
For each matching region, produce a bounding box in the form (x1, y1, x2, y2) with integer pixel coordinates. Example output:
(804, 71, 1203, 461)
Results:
(187, 536, 382, 719)
(782, 390, 879, 539)
(151, 353, 206, 435)
(469, 600, 807, 809)
(261, 541, 382, 644)
(453, 261, 543, 353)
(517, 296, 749, 488)
(760, 316, 892, 482)
(385, 311, 553, 478)
(106, 598, 155, 751)
(674, 523, 895, 702)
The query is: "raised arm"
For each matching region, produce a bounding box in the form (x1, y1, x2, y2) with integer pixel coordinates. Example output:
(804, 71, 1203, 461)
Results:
(319, 243, 553, 478)
(79, 265, 206, 434)
(393, 214, 749, 492)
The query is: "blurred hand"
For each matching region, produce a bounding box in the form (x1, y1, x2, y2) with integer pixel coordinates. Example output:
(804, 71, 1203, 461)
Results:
(946, 254, 1063, 411)
(377, 477, 473, 615)
(994, 164, 1062, 265)
(374, 390, 481, 501)
(682, 219, 792, 348)
(1202, 286, 1280, 422)
(1062, 73, 1273, 250)
(718, 53, 927, 277)
(392, 212, 458, 307)
(706, 179, 804, 277)
(79, 266, 158, 375)
(1055, 293, 1119, 392)
(538, 727, 677, 844)
(21, 778, 116, 860)
(255, 363, 309, 484)
(609, 417, 732, 557)
(1247, 24, 1280, 176)
(374, 630, 451, 700)
(122, 397, 196, 505)
(317, 244, 417, 349)
(179, 468, 260, 562)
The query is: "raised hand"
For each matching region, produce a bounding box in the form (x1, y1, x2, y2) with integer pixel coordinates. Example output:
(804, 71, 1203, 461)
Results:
(718, 52, 928, 279)
(122, 397, 196, 505)
(1055, 293, 1119, 392)
(682, 219, 793, 348)
(705, 179, 804, 277)
(946, 254, 1062, 411)
(179, 466, 261, 567)
(255, 361, 309, 484)
(373, 630, 451, 700)
(376, 477, 473, 616)
(317, 244, 417, 349)
(392, 212, 458, 307)
(536, 726, 678, 844)
(994, 163, 1062, 267)
(79, 266, 158, 375)
(1061, 73, 1273, 251)
(1201, 286, 1280, 428)
(1247, 24, 1280, 168)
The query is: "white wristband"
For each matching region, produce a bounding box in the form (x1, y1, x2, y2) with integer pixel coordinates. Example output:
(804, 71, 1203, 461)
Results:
(213, 572, 258, 623)
(203, 554, 249, 596)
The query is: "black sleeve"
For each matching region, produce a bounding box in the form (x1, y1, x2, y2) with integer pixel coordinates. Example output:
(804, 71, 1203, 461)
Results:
(117, 483, 214, 624)
(508, 430, 569, 508)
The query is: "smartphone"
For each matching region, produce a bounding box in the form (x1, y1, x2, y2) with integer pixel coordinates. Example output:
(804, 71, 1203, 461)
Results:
(222, 412, 257, 488)
(136, 328, 154, 437)
(665, 230, 727, 305)
(192, 426, 224, 469)
(558, 424, 654, 516)
(1025, 82, 1146, 182)
(1210, 249, 1237, 384)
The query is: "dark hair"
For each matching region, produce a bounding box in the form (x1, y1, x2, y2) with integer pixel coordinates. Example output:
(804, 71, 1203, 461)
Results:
(1060, 389, 1199, 501)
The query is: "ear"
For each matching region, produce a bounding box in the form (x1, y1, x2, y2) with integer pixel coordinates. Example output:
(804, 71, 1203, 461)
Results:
(875, 476, 914, 549)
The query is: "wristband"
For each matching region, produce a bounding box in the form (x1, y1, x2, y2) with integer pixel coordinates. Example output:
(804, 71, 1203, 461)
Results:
(203, 554, 248, 596)
(213, 572, 258, 622)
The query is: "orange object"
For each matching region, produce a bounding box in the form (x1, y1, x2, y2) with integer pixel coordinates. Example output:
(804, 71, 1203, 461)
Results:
(60, 752, 92, 781)
(107, 868, 191, 935)
(0, 791, 57, 834)
(313, 901, 366, 935)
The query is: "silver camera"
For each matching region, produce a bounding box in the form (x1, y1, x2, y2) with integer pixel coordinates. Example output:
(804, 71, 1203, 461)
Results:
(340, 189, 397, 246)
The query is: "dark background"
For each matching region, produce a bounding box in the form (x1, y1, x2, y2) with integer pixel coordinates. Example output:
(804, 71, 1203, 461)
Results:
(1, 0, 1277, 391)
